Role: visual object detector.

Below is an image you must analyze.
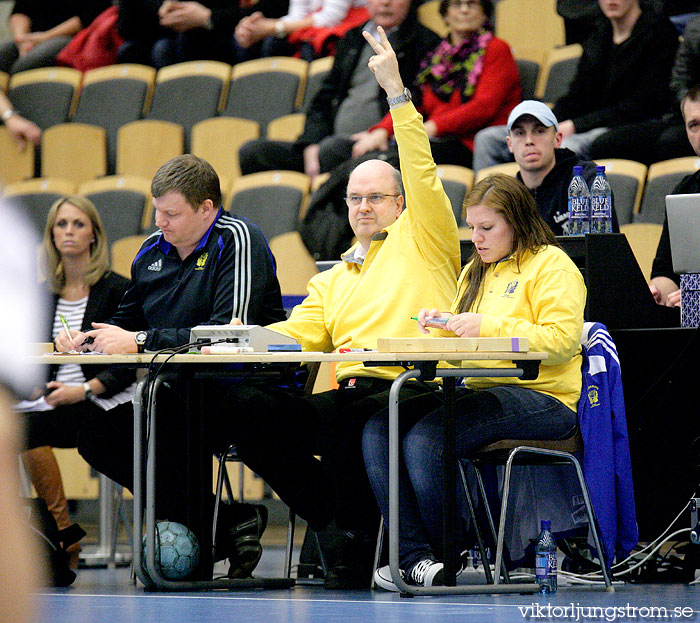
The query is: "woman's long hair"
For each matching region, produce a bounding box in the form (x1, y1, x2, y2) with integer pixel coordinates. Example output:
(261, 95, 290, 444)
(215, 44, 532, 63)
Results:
(457, 174, 557, 313)
(42, 195, 110, 294)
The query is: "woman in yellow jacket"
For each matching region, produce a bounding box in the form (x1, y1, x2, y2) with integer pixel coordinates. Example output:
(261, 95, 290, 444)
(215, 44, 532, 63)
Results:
(363, 173, 586, 591)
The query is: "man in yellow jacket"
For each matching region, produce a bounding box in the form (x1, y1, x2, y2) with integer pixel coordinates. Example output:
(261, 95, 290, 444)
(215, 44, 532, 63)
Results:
(225, 35, 462, 588)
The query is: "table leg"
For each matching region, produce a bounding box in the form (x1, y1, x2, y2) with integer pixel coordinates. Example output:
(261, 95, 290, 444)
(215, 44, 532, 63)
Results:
(442, 377, 457, 586)
(386, 367, 540, 596)
(134, 370, 295, 590)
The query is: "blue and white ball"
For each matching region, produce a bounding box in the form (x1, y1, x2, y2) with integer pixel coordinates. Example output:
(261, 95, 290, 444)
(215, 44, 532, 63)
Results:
(142, 521, 200, 580)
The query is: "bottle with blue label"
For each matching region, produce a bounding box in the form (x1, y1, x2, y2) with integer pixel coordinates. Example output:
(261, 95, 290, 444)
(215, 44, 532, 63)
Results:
(567, 165, 590, 235)
(590, 165, 613, 233)
(535, 519, 557, 594)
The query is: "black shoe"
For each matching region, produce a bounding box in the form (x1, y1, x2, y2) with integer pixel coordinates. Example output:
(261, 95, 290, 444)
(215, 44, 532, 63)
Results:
(217, 503, 268, 579)
(324, 530, 375, 590)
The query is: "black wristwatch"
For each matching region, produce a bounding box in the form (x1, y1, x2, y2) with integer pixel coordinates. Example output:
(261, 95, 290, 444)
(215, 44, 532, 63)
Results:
(135, 331, 148, 353)
(83, 382, 94, 402)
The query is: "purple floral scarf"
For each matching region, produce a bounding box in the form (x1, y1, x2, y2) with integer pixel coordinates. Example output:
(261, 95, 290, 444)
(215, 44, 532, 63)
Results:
(416, 27, 493, 102)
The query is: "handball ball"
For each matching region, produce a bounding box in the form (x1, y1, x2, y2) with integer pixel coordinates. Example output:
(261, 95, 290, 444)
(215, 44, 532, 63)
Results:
(142, 521, 200, 580)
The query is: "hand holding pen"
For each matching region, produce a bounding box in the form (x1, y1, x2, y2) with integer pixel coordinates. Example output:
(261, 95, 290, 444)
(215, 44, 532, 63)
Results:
(55, 314, 89, 353)
(413, 309, 452, 334)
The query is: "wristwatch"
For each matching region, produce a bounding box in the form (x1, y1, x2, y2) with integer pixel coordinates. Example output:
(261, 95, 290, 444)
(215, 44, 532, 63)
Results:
(274, 20, 287, 38)
(1, 108, 17, 123)
(387, 87, 412, 108)
(83, 382, 94, 402)
(135, 331, 148, 353)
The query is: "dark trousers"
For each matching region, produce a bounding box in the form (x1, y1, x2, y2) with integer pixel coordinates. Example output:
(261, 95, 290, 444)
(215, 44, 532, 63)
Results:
(77, 380, 226, 526)
(23, 401, 131, 450)
(238, 136, 356, 176)
(362, 385, 578, 569)
(239, 135, 474, 177)
(221, 378, 439, 534)
(589, 117, 694, 165)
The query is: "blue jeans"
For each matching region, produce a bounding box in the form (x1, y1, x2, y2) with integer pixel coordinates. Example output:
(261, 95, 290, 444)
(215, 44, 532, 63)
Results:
(362, 385, 577, 569)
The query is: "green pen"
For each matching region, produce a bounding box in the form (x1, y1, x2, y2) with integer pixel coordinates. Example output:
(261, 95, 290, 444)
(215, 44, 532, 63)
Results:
(411, 316, 449, 325)
(59, 313, 73, 341)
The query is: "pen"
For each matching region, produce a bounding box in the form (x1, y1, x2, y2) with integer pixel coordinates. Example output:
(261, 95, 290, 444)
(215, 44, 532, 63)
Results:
(338, 348, 374, 353)
(411, 316, 449, 325)
(59, 314, 73, 341)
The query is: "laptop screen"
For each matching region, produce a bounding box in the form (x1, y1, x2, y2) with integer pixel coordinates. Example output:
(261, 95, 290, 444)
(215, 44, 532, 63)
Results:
(665, 193, 700, 274)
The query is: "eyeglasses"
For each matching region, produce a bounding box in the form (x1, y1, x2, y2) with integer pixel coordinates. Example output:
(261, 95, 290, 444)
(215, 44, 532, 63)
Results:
(448, 0, 481, 9)
(344, 194, 400, 207)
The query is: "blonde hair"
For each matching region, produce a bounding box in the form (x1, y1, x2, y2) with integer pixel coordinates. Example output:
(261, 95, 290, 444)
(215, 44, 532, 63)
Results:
(42, 195, 110, 293)
(457, 174, 557, 313)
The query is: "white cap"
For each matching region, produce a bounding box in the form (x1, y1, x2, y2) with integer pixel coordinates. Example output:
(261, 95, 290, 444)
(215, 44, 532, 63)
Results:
(507, 100, 559, 131)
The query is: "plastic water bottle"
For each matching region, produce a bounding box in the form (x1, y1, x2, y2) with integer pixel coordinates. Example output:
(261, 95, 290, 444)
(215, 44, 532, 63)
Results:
(590, 165, 613, 233)
(535, 520, 557, 594)
(567, 166, 590, 235)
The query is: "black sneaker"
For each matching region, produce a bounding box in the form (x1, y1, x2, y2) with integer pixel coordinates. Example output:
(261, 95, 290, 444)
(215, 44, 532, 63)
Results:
(406, 555, 445, 587)
(374, 553, 469, 592)
(217, 503, 268, 579)
(324, 530, 375, 589)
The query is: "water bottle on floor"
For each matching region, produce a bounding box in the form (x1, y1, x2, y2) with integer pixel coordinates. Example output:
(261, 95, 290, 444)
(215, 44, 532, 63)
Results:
(535, 519, 557, 594)
(590, 165, 613, 233)
(567, 166, 590, 235)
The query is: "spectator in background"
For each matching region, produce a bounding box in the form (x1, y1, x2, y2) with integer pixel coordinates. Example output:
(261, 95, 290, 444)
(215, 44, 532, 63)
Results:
(589, 13, 700, 164)
(117, 0, 289, 68)
(235, 0, 369, 61)
(239, 0, 440, 179)
(0, 91, 41, 150)
(19, 196, 134, 569)
(348, 0, 519, 168)
(0, 0, 111, 74)
(505, 100, 618, 236)
(472, 0, 679, 172)
(650, 86, 700, 308)
(557, 0, 601, 44)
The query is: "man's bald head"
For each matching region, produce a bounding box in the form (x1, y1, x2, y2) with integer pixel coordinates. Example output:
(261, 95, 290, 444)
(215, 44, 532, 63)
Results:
(345, 159, 404, 249)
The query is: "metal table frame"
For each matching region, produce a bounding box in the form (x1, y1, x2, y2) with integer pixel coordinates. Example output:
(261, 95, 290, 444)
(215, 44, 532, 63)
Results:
(31, 349, 546, 593)
(385, 359, 543, 596)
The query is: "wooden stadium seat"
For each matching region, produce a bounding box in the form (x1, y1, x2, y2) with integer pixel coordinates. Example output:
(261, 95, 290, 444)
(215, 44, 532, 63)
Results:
(147, 61, 231, 148)
(417, 0, 448, 38)
(79, 175, 153, 244)
(191, 117, 260, 184)
(116, 119, 184, 181)
(620, 222, 663, 280)
(268, 231, 318, 308)
(8, 67, 82, 130)
(475, 162, 520, 183)
(594, 159, 647, 226)
(223, 57, 307, 134)
(495, 0, 565, 64)
(301, 56, 334, 112)
(0, 126, 34, 186)
(310, 171, 330, 195)
(2, 177, 76, 235)
(535, 44, 582, 104)
(74, 64, 157, 174)
(41, 123, 107, 186)
(228, 171, 310, 241)
(637, 157, 700, 224)
(436, 164, 474, 226)
(266, 113, 305, 142)
(112, 235, 149, 279)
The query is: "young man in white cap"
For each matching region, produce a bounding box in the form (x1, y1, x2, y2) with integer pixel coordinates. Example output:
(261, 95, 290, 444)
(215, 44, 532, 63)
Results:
(472, 0, 678, 172)
(506, 99, 618, 236)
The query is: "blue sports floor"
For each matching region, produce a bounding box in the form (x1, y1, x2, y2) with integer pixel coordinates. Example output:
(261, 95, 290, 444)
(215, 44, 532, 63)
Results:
(35, 547, 700, 623)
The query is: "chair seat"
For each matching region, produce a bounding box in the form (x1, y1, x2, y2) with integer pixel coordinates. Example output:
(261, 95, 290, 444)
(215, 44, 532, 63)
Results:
(474, 431, 582, 455)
